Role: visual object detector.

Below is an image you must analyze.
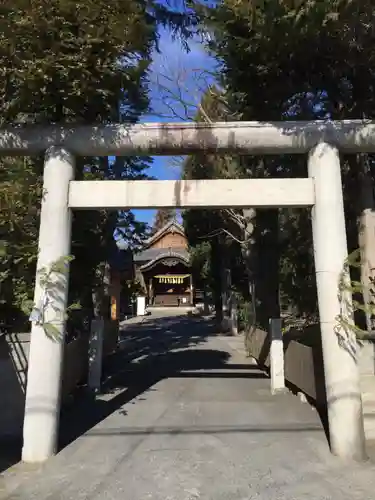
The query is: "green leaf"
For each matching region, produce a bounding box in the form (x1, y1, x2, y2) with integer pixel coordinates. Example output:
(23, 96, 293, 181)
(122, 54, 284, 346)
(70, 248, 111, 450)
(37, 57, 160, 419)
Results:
(50, 255, 74, 274)
(43, 323, 62, 342)
(67, 302, 82, 311)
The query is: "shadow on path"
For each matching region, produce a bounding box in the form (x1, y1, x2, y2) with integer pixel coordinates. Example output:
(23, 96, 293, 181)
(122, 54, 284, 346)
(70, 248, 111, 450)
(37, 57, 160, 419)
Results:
(59, 314, 266, 450)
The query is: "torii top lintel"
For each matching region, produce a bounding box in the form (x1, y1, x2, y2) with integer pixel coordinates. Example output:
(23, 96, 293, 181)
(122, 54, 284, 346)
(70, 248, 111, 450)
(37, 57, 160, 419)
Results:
(1, 119, 375, 156)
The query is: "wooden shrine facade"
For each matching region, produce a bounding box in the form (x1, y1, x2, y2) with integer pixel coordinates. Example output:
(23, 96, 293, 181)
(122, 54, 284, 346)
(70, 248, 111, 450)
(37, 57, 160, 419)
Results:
(134, 220, 193, 307)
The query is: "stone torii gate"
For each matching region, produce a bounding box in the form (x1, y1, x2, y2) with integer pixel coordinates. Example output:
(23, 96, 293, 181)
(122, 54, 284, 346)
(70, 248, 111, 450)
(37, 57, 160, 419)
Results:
(1, 120, 373, 463)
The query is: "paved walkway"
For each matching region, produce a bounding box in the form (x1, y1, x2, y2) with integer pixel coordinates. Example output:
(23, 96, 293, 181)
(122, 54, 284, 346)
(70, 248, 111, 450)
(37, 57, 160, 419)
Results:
(2, 311, 375, 499)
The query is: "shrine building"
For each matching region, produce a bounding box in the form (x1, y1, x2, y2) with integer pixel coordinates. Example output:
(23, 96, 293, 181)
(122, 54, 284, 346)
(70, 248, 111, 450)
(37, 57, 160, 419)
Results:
(134, 219, 194, 307)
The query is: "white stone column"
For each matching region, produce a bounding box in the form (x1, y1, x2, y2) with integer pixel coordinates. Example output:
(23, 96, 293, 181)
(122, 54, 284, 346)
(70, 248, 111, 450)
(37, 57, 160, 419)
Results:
(189, 274, 194, 306)
(22, 147, 75, 463)
(88, 318, 105, 394)
(269, 318, 285, 394)
(230, 293, 238, 336)
(308, 142, 366, 460)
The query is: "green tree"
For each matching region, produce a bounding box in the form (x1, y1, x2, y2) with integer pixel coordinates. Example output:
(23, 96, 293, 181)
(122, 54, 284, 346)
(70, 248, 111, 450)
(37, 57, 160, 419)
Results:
(182, 87, 252, 326)
(0, 0, 194, 331)
(190, 0, 375, 330)
(0, 157, 41, 328)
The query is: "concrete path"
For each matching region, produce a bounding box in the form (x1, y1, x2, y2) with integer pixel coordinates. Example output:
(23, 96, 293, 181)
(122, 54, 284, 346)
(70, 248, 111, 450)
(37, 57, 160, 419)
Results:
(2, 311, 375, 499)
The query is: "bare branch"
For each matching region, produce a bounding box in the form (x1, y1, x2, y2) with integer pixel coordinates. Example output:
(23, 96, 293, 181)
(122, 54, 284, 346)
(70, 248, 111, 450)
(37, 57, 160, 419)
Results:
(197, 102, 212, 123)
(224, 208, 255, 238)
(198, 226, 254, 246)
(149, 50, 217, 121)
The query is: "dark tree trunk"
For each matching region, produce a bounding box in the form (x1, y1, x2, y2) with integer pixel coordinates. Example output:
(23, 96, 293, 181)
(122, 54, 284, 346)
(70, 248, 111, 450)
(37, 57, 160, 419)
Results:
(211, 237, 223, 325)
(254, 209, 280, 330)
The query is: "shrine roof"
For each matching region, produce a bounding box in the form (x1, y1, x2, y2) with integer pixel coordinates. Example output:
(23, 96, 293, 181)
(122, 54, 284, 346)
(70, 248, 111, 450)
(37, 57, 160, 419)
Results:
(134, 246, 189, 263)
(144, 219, 185, 249)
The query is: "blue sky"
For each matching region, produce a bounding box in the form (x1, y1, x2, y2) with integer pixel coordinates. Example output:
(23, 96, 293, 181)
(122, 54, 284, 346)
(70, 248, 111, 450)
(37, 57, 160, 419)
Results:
(132, 26, 216, 225)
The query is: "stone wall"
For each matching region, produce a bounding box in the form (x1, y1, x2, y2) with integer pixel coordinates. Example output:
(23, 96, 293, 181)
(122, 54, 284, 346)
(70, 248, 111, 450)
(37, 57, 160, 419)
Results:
(103, 319, 119, 356)
(246, 326, 326, 406)
(0, 322, 119, 439)
(61, 336, 89, 402)
(247, 326, 375, 442)
(0, 333, 30, 439)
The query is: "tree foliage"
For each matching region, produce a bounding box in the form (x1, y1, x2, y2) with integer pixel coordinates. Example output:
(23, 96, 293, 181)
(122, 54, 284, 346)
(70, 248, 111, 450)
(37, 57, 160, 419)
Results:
(184, 0, 375, 330)
(182, 87, 252, 325)
(0, 157, 41, 328)
(0, 0, 194, 332)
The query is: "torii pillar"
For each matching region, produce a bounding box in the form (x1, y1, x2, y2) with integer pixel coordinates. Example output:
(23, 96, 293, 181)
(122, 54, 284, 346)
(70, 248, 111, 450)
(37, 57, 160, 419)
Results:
(22, 147, 74, 463)
(309, 142, 366, 460)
